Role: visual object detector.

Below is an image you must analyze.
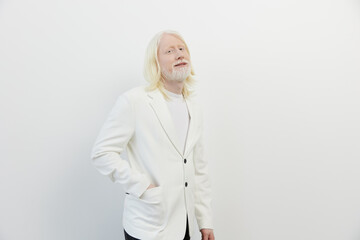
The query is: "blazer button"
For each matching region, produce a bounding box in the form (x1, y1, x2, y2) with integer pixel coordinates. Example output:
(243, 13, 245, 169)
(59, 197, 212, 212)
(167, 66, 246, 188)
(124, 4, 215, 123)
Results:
(184, 159, 187, 164)
(185, 182, 188, 187)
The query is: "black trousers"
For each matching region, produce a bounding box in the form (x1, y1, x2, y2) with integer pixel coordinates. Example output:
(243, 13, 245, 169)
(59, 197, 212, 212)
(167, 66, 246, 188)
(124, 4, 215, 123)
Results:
(124, 214, 190, 240)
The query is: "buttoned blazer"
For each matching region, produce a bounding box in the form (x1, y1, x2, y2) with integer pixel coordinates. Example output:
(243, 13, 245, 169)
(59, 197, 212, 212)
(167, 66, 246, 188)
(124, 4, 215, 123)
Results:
(90, 85, 213, 240)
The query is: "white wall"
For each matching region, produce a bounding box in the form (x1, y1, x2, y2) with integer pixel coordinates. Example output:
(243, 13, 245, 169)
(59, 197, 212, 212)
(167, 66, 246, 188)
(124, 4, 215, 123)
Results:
(1, 0, 359, 239)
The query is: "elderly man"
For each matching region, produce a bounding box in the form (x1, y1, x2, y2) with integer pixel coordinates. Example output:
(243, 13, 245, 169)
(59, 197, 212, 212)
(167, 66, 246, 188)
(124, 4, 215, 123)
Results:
(91, 30, 215, 240)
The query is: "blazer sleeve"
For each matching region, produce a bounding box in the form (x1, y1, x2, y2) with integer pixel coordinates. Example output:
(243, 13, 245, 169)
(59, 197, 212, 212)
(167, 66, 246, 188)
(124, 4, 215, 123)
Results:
(90, 94, 151, 198)
(193, 105, 214, 230)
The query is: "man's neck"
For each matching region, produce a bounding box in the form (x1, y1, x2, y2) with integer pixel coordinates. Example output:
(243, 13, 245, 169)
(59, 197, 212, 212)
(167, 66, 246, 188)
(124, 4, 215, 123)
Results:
(162, 78, 184, 95)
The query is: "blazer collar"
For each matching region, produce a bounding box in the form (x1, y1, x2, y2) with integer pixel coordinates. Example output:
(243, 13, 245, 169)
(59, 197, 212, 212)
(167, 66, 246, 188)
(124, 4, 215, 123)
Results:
(147, 88, 197, 159)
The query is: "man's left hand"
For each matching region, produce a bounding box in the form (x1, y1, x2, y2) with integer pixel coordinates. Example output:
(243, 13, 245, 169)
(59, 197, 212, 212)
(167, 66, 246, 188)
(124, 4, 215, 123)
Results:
(200, 228, 215, 240)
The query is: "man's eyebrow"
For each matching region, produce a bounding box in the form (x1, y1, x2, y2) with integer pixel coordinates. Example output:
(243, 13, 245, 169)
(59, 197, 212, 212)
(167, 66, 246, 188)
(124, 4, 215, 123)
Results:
(165, 44, 185, 49)
(163, 46, 185, 53)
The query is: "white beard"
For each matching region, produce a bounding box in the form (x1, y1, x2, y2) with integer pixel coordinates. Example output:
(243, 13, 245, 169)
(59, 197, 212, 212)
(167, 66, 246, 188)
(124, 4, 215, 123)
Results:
(161, 64, 191, 82)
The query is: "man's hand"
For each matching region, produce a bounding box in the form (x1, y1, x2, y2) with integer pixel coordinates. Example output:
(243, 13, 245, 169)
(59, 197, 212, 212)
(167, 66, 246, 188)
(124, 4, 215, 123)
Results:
(200, 228, 215, 240)
(139, 184, 156, 198)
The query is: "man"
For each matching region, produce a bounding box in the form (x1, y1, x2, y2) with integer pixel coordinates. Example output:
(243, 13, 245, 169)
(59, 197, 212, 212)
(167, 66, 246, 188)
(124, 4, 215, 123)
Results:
(91, 30, 215, 240)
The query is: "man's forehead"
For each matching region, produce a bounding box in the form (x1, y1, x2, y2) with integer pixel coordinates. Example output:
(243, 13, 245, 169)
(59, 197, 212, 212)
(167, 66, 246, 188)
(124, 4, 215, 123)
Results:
(159, 34, 186, 49)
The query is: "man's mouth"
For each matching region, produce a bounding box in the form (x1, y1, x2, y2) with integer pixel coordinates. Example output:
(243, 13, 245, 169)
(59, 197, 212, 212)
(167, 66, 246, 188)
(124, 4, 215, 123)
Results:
(174, 62, 187, 67)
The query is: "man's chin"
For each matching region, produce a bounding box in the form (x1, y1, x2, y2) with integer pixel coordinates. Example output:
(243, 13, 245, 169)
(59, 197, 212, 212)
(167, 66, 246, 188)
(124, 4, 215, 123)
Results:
(162, 69, 190, 82)
(172, 77, 187, 82)
(172, 72, 190, 82)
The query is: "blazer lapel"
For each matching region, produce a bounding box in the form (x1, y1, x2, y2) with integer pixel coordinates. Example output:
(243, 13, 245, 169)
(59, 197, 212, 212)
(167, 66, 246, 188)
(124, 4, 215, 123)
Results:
(183, 96, 197, 159)
(147, 88, 197, 159)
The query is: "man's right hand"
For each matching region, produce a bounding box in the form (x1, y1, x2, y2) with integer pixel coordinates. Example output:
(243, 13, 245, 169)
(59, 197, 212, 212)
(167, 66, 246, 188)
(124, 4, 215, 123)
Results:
(139, 184, 156, 198)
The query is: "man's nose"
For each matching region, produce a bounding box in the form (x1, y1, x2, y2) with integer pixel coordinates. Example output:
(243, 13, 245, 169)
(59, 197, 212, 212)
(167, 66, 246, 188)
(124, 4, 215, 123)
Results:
(175, 50, 184, 60)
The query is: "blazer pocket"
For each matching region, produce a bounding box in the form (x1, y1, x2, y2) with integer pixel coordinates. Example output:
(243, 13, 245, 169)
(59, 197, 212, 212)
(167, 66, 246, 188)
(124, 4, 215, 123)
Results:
(139, 186, 163, 203)
(125, 186, 166, 227)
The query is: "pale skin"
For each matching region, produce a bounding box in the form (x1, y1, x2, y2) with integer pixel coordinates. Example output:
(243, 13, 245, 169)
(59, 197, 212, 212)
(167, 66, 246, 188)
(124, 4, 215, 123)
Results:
(147, 33, 215, 240)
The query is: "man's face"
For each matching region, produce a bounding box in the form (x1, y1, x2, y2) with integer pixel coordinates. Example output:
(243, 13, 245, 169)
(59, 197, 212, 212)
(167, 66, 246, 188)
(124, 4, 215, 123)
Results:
(157, 34, 191, 82)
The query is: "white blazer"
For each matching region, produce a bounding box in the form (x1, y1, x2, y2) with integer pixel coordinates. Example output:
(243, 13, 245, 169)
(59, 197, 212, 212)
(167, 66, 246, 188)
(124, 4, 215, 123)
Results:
(90, 85, 213, 240)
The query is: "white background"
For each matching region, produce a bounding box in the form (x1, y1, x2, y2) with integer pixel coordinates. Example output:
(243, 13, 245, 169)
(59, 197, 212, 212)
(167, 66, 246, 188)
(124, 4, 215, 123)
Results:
(1, 0, 360, 239)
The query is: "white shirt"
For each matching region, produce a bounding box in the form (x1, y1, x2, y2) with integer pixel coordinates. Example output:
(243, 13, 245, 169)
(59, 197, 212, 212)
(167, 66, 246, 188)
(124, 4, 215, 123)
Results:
(163, 88, 190, 155)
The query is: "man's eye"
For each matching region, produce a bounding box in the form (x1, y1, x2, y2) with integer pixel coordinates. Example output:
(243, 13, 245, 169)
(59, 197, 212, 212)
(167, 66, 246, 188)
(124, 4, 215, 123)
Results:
(167, 50, 173, 53)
